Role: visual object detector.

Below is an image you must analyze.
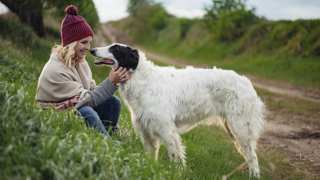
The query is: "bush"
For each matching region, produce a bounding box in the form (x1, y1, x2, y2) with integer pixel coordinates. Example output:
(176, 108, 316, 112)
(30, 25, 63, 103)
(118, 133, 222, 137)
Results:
(0, 17, 49, 50)
(178, 18, 194, 39)
(127, 2, 170, 42)
(212, 9, 258, 41)
(149, 4, 169, 31)
(45, 0, 100, 28)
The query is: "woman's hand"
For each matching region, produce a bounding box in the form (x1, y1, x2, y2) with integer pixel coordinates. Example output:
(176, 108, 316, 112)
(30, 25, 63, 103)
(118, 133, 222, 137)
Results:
(108, 67, 131, 85)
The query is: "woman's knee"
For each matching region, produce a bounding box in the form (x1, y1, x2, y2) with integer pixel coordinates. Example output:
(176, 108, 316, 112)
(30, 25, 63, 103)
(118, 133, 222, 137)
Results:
(78, 106, 102, 126)
(77, 106, 109, 135)
(110, 96, 121, 109)
(103, 96, 121, 113)
(78, 106, 98, 118)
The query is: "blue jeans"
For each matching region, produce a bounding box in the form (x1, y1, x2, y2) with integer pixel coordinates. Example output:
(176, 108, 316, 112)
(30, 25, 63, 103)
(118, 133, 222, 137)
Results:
(77, 96, 121, 136)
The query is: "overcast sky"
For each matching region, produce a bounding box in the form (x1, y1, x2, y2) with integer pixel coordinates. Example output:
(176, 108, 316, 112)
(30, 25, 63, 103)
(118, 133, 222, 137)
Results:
(1, 1, 320, 22)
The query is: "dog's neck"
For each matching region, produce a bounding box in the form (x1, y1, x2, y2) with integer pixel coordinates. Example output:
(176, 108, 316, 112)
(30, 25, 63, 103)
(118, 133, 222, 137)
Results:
(119, 51, 157, 96)
(131, 51, 157, 78)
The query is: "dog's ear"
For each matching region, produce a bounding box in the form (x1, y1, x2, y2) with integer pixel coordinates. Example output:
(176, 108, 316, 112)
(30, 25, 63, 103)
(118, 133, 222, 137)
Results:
(128, 48, 139, 70)
(131, 49, 139, 60)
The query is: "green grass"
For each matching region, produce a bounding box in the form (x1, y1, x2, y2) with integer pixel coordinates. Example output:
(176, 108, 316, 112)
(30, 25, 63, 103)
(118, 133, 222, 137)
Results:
(0, 29, 312, 179)
(0, 39, 180, 179)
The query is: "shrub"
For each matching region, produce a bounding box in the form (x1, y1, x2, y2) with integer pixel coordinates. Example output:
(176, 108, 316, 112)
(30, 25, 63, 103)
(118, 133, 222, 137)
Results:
(178, 18, 194, 39)
(0, 18, 39, 47)
(45, 0, 100, 28)
(212, 9, 258, 41)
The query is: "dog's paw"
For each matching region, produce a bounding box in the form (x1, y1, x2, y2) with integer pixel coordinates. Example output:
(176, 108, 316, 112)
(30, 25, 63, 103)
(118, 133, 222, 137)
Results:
(169, 153, 186, 168)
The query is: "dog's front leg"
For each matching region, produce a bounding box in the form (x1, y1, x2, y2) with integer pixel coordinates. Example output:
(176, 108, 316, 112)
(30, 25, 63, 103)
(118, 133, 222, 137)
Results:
(159, 128, 186, 166)
(142, 130, 160, 160)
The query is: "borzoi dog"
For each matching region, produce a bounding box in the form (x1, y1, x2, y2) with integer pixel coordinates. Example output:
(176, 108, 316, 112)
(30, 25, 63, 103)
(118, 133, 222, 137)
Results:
(90, 43, 265, 178)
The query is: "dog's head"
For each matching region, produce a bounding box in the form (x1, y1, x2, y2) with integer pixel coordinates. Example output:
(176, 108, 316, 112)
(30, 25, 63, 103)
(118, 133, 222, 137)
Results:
(90, 43, 139, 70)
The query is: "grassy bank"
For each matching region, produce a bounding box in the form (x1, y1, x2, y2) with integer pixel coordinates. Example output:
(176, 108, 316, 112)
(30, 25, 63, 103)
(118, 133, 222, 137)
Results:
(0, 17, 178, 179)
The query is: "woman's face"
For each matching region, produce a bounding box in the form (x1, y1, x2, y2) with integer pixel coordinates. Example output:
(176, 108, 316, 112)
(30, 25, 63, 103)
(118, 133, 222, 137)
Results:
(75, 36, 93, 59)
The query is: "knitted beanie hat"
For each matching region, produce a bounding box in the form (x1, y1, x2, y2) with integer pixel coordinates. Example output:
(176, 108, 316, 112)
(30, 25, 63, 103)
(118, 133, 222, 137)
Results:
(60, 5, 94, 46)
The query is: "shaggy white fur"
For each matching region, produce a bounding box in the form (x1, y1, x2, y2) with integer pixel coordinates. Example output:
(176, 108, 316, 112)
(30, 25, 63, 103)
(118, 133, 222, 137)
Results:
(94, 44, 265, 178)
(120, 51, 265, 178)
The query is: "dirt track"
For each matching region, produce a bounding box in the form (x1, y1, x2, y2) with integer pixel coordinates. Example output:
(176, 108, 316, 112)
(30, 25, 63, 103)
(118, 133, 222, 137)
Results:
(101, 24, 320, 177)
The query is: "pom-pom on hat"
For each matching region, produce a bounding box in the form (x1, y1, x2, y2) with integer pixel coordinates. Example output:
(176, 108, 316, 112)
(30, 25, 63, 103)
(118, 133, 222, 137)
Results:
(60, 5, 94, 46)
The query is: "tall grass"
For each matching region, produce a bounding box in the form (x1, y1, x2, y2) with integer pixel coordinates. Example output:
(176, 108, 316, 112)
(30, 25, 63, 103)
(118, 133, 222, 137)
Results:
(0, 38, 181, 179)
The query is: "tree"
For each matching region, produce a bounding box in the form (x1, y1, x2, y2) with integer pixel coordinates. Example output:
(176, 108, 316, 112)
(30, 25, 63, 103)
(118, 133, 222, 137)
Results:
(45, 0, 99, 28)
(2, 0, 45, 37)
(204, 0, 257, 41)
(1, 0, 99, 37)
(204, 0, 246, 20)
(127, 0, 153, 16)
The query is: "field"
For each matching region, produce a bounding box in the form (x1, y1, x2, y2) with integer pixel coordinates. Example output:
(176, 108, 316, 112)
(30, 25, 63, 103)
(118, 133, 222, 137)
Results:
(1, 13, 319, 179)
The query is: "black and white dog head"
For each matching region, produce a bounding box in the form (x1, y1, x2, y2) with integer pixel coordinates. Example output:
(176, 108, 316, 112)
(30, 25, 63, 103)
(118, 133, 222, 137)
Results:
(90, 43, 139, 70)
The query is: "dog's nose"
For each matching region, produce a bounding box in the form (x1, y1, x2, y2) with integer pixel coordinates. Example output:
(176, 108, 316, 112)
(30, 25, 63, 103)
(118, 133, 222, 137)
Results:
(90, 48, 96, 55)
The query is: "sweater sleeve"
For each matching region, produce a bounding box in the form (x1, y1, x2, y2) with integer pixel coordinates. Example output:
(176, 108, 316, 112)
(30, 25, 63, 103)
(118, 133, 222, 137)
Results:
(75, 79, 118, 109)
(90, 79, 97, 90)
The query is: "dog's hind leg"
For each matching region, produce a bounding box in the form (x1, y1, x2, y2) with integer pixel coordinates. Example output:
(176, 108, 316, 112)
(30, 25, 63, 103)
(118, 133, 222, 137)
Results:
(223, 97, 264, 178)
(239, 139, 260, 178)
(225, 118, 261, 178)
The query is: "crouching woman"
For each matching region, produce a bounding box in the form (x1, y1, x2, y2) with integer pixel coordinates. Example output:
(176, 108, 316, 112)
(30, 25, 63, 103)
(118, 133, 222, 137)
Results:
(35, 5, 130, 137)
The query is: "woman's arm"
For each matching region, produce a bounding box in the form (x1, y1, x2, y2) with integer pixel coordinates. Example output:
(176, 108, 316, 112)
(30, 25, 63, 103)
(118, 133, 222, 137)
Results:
(75, 78, 117, 109)
(75, 67, 130, 109)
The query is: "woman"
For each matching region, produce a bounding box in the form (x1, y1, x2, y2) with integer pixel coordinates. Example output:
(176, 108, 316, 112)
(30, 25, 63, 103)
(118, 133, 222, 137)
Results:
(35, 5, 130, 137)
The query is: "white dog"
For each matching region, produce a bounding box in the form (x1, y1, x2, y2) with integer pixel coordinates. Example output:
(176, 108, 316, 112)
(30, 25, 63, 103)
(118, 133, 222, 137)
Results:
(91, 43, 265, 178)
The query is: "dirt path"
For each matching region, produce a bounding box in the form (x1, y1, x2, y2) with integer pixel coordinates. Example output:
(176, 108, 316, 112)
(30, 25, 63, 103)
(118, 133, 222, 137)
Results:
(102, 24, 320, 177)
(261, 109, 320, 177)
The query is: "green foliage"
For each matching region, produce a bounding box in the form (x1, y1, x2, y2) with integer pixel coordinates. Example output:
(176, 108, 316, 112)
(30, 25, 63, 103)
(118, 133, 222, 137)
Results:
(127, 0, 153, 16)
(0, 82, 178, 179)
(148, 4, 169, 31)
(211, 9, 258, 41)
(178, 18, 194, 39)
(126, 2, 170, 42)
(0, 38, 181, 180)
(204, 0, 247, 20)
(203, 0, 258, 41)
(2, 0, 46, 36)
(238, 20, 320, 56)
(45, 0, 100, 28)
(2, 0, 99, 37)
(0, 17, 50, 52)
(115, 0, 320, 59)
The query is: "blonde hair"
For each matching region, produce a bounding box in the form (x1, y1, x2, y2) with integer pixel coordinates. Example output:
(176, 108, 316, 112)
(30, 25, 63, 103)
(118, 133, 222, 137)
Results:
(52, 41, 81, 68)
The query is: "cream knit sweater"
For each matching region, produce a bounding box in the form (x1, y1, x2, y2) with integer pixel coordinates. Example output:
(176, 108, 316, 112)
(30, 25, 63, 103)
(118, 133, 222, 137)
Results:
(36, 52, 118, 110)
(36, 53, 96, 103)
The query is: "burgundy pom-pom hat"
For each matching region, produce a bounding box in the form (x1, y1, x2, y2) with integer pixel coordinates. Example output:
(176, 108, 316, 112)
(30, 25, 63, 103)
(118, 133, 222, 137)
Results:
(60, 5, 94, 47)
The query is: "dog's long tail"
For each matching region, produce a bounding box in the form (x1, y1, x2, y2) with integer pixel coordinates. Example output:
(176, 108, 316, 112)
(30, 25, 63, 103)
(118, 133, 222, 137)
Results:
(224, 93, 265, 140)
